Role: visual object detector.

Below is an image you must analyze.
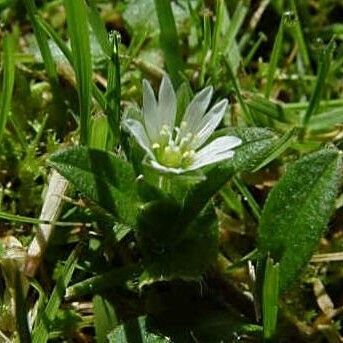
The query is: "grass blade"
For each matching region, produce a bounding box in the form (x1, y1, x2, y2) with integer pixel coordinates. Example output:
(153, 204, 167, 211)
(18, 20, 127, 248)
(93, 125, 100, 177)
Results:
(35, 15, 106, 111)
(93, 295, 118, 343)
(223, 0, 248, 57)
(289, 1, 311, 72)
(264, 13, 286, 98)
(154, 0, 183, 87)
(0, 210, 90, 227)
(105, 33, 121, 145)
(87, 0, 112, 57)
(252, 128, 298, 172)
(64, 0, 92, 145)
(0, 33, 15, 143)
(302, 39, 335, 127)
(222, 57, 254, 124)
(31, 247, 79, 343)
(308, 107, 343, 133)
(233, 177, 261, 221)
(87, 1, 121, 144)
(262, 257, 280, 340)
(247, 95, 295, 124)
(66, 265, 141, 299)
(244, 32, 267, 67)
(209, 0, 224, 70)
(23, 0, 68, 130)
(23, 0, 58, 83)
(14, 270, 31, 343)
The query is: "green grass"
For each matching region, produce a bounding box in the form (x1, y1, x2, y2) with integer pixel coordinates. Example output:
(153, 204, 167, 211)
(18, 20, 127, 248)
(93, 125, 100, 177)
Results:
(0, 1, 343, 342)
(0, 33, 15, 143)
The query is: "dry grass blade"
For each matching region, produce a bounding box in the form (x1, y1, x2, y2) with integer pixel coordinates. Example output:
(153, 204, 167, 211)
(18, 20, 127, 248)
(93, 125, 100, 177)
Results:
(24, 171, 68, 277)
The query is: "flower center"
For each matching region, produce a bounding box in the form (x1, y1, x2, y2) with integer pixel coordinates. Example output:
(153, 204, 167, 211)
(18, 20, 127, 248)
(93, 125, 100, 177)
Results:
(153, 123, 196, 168)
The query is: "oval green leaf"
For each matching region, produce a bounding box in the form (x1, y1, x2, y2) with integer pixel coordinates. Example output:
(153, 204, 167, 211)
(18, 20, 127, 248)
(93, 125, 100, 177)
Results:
(48, 147, 140, 227)
(258, 149, 342, 292)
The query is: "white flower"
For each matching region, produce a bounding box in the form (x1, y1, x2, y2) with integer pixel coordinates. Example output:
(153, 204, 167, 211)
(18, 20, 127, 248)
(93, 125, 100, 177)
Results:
(123, 75, 242, 174)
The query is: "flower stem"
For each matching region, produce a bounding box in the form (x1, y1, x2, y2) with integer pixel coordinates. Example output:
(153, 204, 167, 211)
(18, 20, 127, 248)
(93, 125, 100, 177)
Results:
(158, 176, 171, 193)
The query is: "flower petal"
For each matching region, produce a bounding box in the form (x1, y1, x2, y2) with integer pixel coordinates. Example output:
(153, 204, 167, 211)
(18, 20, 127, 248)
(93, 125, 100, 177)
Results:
(143, 79, 160, 142)
(149, 159, 185, 174)
(123, 119, 154, 158)
(182, 86, 213, 134)
(188, 136, 242, 170)
(158, 75, 177, 129)
(191, 99, 228, 149)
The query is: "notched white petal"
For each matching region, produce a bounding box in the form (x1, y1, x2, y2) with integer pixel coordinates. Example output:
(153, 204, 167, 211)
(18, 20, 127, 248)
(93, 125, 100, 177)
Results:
(122, 119, 154, 158)
(143, 79, 160, 141)
(183, 86, 213, 134)
(158, 75, 177, 128)
(192, 99, 228, 149)
(188, 136, 241, 170)
(188, 150, 235, 171)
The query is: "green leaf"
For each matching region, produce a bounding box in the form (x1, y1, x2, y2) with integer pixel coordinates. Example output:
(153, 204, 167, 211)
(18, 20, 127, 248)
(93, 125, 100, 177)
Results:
(89, 114, 110, 150)
(222, 58, 254, 124)
(308, 107, 343, 133)
(105, 33, 121, 145)
(23, 0, 58, 84)
(48, 147, 140, 226)
(258, 149, 342, 292)
(137, 198, 182, 249)
(93, 295, 118, 343)
(262, 257, 280, 340)
(0, 33, 15, 143)
(87, 0, 112, 57)
(66, 265, 141, 299)
(154, 0, 183, 87)
(247, 95, 297, 124)
(223, 0, 248, 58)
(32, 248, 79, 343)
(108, 312, 262, 343)
(64, 0, 92, 145)
(289, 0, 311, 72)
(34, 16, 106, 111)
(252, 128, 299, 172)
(264, 13, 286, 98)
(182, 128, 278, 224)
(14, 269, 31, 343)
(108, 317, 169, 343)
(302, 39, 335, 127)
(139, 204, 218, 286)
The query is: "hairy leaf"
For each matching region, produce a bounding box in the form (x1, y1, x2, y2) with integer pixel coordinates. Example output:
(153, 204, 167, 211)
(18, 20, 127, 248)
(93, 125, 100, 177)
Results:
(49, 147, 139, 226)
(258, 149, 342, 291)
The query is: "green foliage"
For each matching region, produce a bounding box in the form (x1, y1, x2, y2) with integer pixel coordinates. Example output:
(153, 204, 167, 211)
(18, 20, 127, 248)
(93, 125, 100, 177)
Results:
(154, 0, 183, 87)
(48, 147, 140, 226)
(64, 0, 92, 145)
(22, 0, 58, 85)
(139, 204, 218, 285)
(32, 248, 79, 343)
(302, 39, 335, 127)
(182, 127, 278, 224)
(262, 257, 280, 340)
(258, 149, 342, 291)
(108, 313, 262, 342)
(93, 295, 118, 343)
(0, 33, 15, 143)
(108, 316, 169, 343)
(1, 1, 343, 341)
